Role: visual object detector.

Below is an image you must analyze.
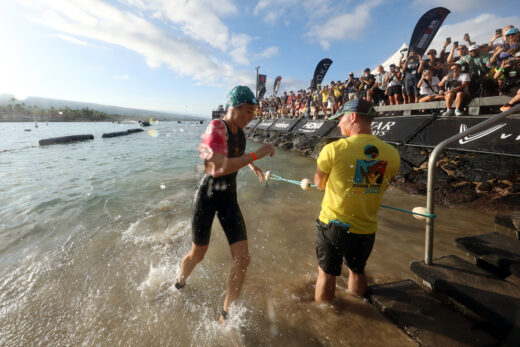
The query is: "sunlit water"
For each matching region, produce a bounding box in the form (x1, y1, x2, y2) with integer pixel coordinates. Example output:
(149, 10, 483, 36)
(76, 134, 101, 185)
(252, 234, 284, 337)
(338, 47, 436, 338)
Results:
(0, 121, 507, 346)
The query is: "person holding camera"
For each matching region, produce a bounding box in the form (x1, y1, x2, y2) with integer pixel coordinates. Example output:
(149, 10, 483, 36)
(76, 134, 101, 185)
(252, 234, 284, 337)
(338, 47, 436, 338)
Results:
(360, 68, 375, 101)
(385, 64, 403, 105)
(447, 43, 468, 64)
(368, 65, 388, 106)
(422, 49, 445, 79)
(401, 50, 421, 103)
(439, 64, 470, 116)
(417, 69, 444, 102)
(494, 52, 520, 100)
(344, 73, 359, 100)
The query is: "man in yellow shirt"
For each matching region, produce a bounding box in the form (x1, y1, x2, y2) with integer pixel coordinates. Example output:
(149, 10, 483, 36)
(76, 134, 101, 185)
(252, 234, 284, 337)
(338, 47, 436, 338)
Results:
(314, 99, 400, 302)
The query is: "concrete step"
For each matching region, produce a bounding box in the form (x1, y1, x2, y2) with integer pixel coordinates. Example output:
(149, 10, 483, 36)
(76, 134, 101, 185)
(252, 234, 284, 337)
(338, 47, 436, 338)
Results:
(367, 280, 498, 346)
(410, 255, 520, 342)
(455, 232, 520, 278)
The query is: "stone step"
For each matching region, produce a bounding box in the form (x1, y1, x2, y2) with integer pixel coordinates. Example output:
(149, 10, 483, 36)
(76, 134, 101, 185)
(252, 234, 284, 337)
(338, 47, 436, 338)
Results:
(494, 213, 520, 240)
(410, 255, 520, 342)
(455, 232, 520, 278)
(367, 280, 498, 346)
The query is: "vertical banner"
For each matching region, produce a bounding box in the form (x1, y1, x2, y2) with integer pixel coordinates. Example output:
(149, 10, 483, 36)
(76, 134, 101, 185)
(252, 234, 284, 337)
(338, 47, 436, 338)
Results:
(257, 74, 267, 100)
(305, 58, 332, 118)
(273, 76, 282, 96)
(408, 7, 450, 57)
(310, 58, 333, 90)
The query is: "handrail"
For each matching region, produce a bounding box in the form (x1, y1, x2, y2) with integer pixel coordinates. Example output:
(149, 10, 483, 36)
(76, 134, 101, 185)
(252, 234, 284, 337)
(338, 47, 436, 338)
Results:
(424, 104, 520, 265)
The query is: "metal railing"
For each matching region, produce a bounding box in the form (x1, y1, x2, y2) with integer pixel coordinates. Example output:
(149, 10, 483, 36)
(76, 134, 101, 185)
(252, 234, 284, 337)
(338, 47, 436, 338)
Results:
(424, 104, 520, 265)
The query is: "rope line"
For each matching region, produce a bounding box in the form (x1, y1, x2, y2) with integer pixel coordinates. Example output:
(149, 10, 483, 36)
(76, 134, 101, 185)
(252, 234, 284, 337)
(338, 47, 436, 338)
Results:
(266, 172, 436, 219)
(380, 204, 436, 219)
(270, 173, 316, 187)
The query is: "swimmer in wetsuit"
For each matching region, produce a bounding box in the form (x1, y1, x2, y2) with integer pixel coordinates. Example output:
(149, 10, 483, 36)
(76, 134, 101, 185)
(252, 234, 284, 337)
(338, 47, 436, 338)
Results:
(176, 86, 275, 322)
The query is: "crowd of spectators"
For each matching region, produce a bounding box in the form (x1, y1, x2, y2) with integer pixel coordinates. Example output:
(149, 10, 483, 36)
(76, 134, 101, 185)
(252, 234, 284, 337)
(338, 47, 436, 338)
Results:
(258, 25, 520, 118)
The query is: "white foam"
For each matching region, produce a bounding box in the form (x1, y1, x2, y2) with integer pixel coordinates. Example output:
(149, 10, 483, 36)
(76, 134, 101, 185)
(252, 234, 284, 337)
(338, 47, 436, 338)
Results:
(138, 263, 176, 297)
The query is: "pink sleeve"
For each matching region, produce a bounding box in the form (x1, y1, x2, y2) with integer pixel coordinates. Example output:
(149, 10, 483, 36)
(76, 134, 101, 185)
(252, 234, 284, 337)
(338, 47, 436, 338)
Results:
(199, 120, 228, 159)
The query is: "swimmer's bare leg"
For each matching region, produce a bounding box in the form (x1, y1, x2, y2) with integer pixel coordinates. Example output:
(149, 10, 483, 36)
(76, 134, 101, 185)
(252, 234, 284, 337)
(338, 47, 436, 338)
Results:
(220, 240, 250, 321)
(315, 266, 336, 302)
(177, 242, 208, 288)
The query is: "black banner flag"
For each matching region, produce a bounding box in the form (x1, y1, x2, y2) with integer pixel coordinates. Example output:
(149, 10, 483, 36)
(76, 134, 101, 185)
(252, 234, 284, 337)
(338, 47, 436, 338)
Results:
(273, 76, 282, 96)
(310, 58, 333, 90)
(257, 74, 267, 99)
(408, 7, 450, 57)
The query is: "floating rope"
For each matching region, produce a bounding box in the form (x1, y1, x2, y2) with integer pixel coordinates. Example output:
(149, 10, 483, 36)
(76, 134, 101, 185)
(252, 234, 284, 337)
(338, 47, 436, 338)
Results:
(264, 171, 436, 219)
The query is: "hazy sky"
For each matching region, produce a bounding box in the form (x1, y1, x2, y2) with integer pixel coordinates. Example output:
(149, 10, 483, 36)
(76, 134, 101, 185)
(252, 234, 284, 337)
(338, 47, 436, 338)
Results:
(1, 0, 518, 116)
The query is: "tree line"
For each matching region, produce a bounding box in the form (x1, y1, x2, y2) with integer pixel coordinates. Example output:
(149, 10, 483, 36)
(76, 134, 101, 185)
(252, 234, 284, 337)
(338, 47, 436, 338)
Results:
(0, 100, 124, 122)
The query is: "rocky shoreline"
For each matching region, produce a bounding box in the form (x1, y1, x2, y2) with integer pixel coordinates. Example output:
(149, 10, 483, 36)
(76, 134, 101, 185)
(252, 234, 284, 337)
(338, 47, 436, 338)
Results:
(249, 128, 520, 212)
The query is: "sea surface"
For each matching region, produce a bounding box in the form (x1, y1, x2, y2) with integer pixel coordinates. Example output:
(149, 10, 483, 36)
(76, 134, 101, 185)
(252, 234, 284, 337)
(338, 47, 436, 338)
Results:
(0, 121, 507, 346)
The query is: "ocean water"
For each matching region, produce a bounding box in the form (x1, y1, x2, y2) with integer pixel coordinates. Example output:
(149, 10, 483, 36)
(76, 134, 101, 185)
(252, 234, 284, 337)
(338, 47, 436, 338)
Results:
(0, 121, 506, 346)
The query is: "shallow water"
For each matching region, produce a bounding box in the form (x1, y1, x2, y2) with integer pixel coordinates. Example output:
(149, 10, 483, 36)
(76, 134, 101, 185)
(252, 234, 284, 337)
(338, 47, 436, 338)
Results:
(0, 121, 505, 346)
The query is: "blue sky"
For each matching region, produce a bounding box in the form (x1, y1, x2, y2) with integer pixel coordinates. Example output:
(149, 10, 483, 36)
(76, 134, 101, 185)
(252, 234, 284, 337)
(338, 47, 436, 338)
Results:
(0, 0, 518, 117)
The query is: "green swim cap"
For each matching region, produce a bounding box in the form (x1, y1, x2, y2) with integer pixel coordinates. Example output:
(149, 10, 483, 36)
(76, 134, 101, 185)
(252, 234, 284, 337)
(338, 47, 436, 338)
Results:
(226, 86, 258, 108)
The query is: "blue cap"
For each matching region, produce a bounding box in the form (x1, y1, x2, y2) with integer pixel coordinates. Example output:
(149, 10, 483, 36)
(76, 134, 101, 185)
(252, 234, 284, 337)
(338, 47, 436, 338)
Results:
(505, 27, 519, 35)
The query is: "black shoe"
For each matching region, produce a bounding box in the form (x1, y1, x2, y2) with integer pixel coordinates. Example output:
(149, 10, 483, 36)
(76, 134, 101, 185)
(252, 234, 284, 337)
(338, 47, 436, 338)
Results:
(174, 281, 185, 290)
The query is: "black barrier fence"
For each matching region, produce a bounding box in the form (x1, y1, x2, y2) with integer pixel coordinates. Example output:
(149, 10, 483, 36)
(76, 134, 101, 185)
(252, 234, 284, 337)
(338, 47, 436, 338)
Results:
(292, 120, 337, 136)
(408, 117, 520, 156)
(246, 119, 261, 129)
(252, 116, 520, 157)
(268, 118, 302, 132)
(255, 119, 276, 130)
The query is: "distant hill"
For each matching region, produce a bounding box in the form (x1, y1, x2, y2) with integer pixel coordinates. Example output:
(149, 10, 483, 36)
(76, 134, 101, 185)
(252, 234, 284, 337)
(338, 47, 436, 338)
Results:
(0, 94, 204, 121)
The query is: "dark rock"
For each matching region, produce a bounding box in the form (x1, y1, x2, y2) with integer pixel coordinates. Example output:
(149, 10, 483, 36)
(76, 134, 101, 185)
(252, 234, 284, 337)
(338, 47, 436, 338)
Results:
(494, 181, 510, 189)
(280, 142, 293, 150)
(396, 160, 413, 178)
(456, 154, 520, 182)
(478, 182, 493, 192)
(442, 164, 457, 171)
(399, 146, 428, 167)
(436, 183, 478, 206)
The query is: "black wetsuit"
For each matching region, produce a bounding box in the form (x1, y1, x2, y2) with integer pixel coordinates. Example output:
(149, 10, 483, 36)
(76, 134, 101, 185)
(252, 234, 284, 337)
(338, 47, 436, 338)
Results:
(192, 121, 247, 246)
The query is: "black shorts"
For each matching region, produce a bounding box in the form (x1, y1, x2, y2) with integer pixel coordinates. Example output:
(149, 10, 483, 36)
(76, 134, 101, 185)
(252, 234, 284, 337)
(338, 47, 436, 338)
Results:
(404, 77, 419, 96)
(192, 176, 247, 246)
(372, 88, 386, 104)
(315, 219, 375, 276)
(387, 85, 402, 96)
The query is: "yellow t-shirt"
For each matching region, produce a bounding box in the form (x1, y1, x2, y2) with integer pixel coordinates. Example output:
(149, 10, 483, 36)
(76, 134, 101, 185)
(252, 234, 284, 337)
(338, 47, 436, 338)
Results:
(317, 135, 400, 234)
(321, 90, 329, 103)
(333, 86, 342, 98)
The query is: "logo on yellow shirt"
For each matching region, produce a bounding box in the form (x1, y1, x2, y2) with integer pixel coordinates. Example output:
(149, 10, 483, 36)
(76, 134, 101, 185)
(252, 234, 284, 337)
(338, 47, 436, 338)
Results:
(353, 145, 387, 193)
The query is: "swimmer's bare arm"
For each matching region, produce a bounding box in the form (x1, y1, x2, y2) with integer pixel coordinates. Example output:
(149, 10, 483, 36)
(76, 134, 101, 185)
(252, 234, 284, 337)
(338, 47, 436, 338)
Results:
(314, 166, 328, 191)
(206, 143, 275, 177)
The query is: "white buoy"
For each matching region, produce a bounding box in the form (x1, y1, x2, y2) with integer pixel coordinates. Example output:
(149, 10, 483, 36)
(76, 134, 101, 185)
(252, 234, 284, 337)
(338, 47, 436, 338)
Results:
(300, 178, 312, 191)
(412, 207, 428, 221)
(265, 171, 271, 181)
